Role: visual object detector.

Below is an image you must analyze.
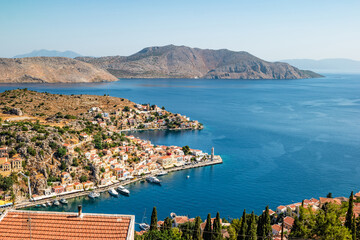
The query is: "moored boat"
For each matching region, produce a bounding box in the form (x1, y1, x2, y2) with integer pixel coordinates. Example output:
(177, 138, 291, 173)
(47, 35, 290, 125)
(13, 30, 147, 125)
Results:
(108, 188, 119, 197)
(41, 203, 47, 207)
(88, 191, 100, 199)
(53, 200, 60, 206)
(117, 186, 130, 195)
(157, 170, 168, 176)
(60, 198, 68, 204)
(139, 223, 150, 231)
(47, 202, 52, 207)
(146, 176, 161, 184)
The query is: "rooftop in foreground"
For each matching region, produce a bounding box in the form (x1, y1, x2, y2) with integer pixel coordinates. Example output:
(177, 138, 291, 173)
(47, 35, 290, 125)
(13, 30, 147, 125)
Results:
(0, 207, 135, 240)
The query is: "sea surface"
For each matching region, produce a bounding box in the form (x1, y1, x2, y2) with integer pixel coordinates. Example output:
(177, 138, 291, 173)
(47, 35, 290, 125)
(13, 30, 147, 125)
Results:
(2, 74, 360, 223)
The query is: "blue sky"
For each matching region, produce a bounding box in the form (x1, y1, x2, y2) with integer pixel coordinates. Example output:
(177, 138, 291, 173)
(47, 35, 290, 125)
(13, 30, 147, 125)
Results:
(1, 0, 359, 60)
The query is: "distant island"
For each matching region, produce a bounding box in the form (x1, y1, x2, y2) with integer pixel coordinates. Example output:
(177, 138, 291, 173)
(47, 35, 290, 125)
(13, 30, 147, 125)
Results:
(0, 57, 117, 83)
(281, 58, 360, 73)
(0, 45, 324, 84)
(13, 49, 82, 59)
(76, 45, 322, 79)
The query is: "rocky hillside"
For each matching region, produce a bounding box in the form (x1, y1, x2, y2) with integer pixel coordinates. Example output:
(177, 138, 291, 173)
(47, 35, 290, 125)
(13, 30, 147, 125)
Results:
(0, 89, 133, 120)
(77, 45, 323, 79)
(0, 57, 118, 83)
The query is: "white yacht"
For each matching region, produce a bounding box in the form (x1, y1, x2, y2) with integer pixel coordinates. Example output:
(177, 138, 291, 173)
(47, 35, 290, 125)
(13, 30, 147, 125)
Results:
(88, 191, 100, 199)
(108, 188, 119, 197)
(146, 176, 161, 184)
(46, 202, 52, 207)
(139, 209, 150, 231)
(60, 198, 68, 204)
(157, 170, 168, 176)
(53, 200, 60, 206)
(117, 186, 130, 196)
(139, 223, 150, 231)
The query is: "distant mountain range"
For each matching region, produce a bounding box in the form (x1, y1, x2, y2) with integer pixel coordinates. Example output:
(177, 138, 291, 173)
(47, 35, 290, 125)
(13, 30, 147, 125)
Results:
(76, 45, 322, 79)
(0, 57, 117, 83)
(281, 58, 360, 73)
(14, 49, 82, 58)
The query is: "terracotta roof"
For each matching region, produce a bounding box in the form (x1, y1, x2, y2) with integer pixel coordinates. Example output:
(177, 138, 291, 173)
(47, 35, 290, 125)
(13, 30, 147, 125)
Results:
(0, 210, 134, 240)
(284, 216, 295, 227)
(272, 224, 282, 232)
(319, 197, 342, 205)
(174, 216, 189, 224)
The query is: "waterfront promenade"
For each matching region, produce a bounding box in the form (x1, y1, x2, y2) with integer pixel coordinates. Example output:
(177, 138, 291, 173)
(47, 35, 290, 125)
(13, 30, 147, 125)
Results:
(14, 156, 222, 209)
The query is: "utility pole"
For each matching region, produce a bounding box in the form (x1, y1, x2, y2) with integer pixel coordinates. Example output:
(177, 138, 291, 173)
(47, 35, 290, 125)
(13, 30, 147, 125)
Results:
(19, 172, 32, 200)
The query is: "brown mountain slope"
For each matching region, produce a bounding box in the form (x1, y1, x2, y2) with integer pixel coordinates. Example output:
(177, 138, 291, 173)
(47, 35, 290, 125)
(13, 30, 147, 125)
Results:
(0, 57, 118, 83)
(76, 45, 323, 79)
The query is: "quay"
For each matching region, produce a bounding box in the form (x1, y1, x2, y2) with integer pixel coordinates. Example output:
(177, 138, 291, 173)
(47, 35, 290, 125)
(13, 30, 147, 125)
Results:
(14, 156, 222, 209)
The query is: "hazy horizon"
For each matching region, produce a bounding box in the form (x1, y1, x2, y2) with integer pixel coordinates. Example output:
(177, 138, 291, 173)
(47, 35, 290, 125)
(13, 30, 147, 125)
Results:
(1, 0, 360, 61)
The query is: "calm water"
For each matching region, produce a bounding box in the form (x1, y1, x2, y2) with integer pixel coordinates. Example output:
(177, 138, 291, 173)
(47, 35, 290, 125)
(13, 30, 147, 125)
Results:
(4, 74, 360, 223)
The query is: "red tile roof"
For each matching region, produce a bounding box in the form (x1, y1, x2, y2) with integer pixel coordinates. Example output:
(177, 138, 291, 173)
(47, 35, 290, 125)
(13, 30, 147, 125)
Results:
(284, 216, 295, 227)
(272, 224, 282, 232)
(0, 210, 134, 240)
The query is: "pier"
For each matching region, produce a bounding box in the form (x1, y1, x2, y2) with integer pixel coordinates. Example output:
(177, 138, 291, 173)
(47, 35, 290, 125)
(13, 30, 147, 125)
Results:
(14, 156, 222, 209)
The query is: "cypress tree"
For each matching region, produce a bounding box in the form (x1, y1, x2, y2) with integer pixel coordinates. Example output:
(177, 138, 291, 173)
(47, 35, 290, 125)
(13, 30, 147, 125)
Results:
(203, 213, 212, 240)
(213, 212, 222, 240)
(150, 206, 158, 231)
(193, 216, 202, 240)
(238, 209, 247, 240)
(256, 213, 263, 237)
(246, 211, 257, 240)
(352, 215, 357, 240)
(345, 191, 354, 230)
(263, 206, 272, 239)
(162, 217, 172, 232)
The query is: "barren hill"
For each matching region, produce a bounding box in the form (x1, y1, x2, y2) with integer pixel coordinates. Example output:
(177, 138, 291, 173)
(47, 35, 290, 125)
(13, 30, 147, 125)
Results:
(0, 89, 133, 119)
(77, 45, 322, 79)
(0, 57, 118, 83)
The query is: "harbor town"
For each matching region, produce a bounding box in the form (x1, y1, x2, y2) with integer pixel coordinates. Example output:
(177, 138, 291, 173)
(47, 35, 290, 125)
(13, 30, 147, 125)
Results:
(0, 89, 218, 209)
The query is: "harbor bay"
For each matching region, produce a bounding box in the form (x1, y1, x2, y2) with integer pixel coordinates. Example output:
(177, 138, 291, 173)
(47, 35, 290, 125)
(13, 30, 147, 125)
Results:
(2, 74, 360, 223)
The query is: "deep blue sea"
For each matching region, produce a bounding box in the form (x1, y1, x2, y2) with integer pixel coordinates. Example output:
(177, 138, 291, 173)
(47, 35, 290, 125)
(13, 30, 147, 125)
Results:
(3, 74, 360, 223)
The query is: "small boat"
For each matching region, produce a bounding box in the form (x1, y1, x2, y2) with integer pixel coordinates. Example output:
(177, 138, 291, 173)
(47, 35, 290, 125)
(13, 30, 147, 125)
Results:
(139, 223, 150, 231)
(186, 175, 190, 179)
(108, 188, 118, 197)
(60, 198, 68, 204)
(146, 176, 161, 184)
(117, 186, 130, 196)
(41, 203, 47, 207)
(139, 209, 150, 231)
(35, 204, 41, 208)
(53, 200, 60, 206)
(47, 202, 52, 207)
(88, 191, 100, 199)
(157, 170, 168, 176)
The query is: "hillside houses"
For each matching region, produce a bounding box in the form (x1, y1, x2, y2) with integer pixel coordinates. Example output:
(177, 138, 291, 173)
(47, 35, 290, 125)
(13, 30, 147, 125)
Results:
(87, 105, 202, 131)
(0, 149, 23, 177)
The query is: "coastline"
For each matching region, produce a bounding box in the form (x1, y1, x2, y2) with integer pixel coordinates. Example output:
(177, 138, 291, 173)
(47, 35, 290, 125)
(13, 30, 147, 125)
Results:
(15, 156, 222, 209)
